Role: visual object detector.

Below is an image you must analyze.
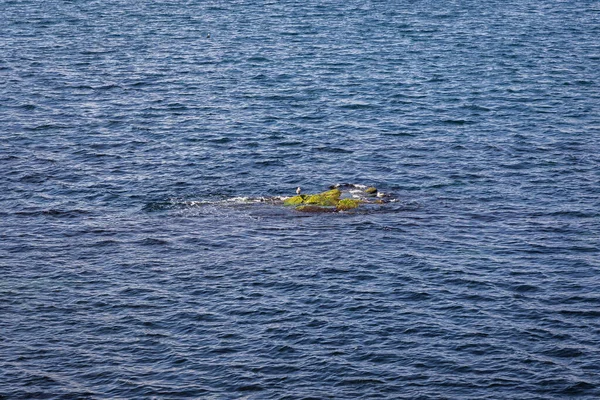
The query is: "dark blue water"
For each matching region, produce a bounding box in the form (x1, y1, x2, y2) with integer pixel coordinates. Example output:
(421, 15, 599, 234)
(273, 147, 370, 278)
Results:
(2, 0, 599, 398)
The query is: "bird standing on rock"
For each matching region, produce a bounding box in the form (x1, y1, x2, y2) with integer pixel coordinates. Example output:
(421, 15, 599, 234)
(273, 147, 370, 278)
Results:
(296, 187, 301, 195)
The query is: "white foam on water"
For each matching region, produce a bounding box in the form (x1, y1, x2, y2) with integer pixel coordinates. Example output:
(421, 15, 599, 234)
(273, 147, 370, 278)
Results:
(226, 196, 251, 203)
(187, 201, 209, 206)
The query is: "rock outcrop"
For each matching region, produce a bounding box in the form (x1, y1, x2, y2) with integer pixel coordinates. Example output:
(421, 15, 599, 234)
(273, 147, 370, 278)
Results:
(283, 186, 383, 212)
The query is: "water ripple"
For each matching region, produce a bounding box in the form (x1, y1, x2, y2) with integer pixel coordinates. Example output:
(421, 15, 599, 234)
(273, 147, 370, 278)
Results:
(1, 0, 599, 398)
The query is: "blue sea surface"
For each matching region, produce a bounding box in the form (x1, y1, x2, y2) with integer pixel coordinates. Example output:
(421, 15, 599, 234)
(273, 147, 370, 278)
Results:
(1, 0, 599, 398)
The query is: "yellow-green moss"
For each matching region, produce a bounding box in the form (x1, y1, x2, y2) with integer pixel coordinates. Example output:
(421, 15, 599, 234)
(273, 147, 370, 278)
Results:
(284, 188, 359, 212)
(283, 195, 305, 206)
(365, 187, 377, 194)
(336, 198, 361, 211)
(304, 188, 341, 206)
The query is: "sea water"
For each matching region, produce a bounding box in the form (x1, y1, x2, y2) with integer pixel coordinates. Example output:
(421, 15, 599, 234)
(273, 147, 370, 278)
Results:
(1, 0, 599, 398)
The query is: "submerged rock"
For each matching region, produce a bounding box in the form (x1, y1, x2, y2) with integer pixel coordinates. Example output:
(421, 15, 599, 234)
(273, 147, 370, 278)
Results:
(295, 205, 337, 213)
(336, 198, 361, 211)
(176, 184, 394, 214)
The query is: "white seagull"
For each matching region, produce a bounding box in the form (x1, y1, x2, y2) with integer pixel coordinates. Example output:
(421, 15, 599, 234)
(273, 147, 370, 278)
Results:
(296, 187, 301, 195)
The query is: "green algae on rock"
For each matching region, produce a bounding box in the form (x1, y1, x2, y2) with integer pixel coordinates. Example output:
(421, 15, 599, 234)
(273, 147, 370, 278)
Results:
(336, 198, 361, 211)
(283, 188, 340, 209)
(284, 187, 367, 212)
(303, 188, 341, 206)
(283, 195, 305, 206)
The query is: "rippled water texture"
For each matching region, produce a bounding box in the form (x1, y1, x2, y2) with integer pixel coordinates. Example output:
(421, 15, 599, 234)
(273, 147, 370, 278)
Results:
(1, 0, 599, 398)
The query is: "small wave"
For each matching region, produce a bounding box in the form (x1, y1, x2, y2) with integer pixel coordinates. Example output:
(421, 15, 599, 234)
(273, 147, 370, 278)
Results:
(255, 159, 285, 166)
(313, 146, 354, 154)
(441, 119, 473, 125)
(339, 103, 376, 110)
(139, 237, 170, 246)
(23, 123, 71, 131)
(15, 209, 91, 218)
